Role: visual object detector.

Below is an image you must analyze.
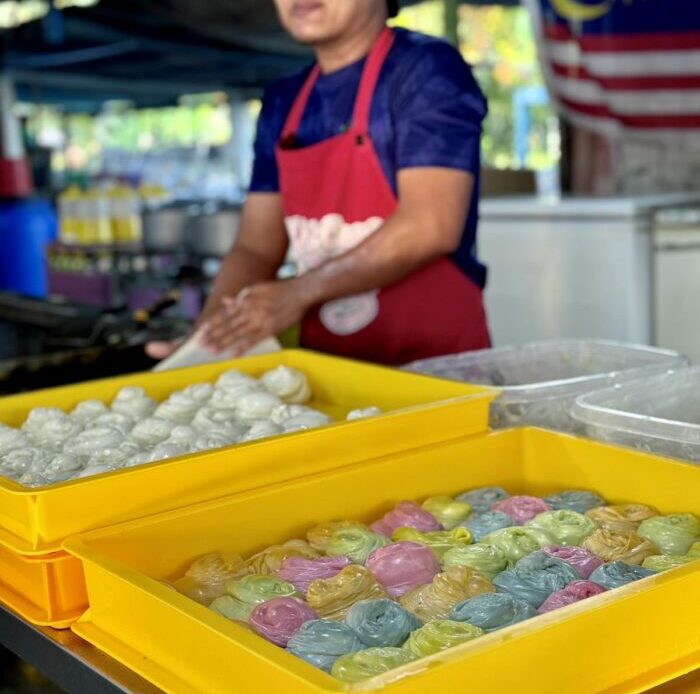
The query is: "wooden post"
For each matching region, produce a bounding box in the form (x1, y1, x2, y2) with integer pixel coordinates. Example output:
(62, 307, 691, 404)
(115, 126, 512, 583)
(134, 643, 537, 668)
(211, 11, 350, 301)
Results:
(444, 0, 459, 46)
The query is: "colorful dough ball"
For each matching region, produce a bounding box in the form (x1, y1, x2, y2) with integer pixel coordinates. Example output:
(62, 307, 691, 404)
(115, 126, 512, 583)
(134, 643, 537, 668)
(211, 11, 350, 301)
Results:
(365, 541, 441, 598)
(248, 597, 317, 647)
(637, 513, 700, 556)
(460, 511, 515, 542)
(403, 619, 483, 658)
(331, 647, 415, 683)
(588, 561, 655, 590)
(582, 528, 657, 565)
(370, 501, 442, 538)
(306, 566, 387, 621)
(287, 619, 363, 672)
(526, 509, 596, 546)
(326, 527, 390, 565)
(451, 592, 535, 632)
(537, 580, 607, 614)
(276, 556, 352, 595)
(492, 496, 552, 525)
(421, 496, 472, 529)
(585, 504, 658, 533)
(391, 527, 472, 560)
(442, 543, 509, 580)
(542, 545, 603, 579)
(456, 486, 509, 515)
(344, 599, 422, 648)
(544, 490, 606, 514)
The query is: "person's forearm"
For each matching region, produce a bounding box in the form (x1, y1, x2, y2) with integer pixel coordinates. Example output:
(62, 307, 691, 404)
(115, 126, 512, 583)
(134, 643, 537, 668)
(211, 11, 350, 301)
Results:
(292, 209, 459, 308)
(198, 245, 280, 325)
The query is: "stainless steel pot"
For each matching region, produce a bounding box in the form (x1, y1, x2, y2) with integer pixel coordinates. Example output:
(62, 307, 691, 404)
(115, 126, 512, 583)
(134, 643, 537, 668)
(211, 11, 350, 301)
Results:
(188, 206, 241, 257)
(141, 206, 188, 252)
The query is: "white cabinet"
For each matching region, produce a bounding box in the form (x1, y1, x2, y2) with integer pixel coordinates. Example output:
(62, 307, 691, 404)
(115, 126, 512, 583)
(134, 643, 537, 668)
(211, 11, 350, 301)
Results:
(478, 195, 700, 349)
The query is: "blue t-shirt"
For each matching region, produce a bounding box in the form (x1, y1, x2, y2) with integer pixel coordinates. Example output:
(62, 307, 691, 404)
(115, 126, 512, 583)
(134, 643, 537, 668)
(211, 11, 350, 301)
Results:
(250, 28, 488, 288)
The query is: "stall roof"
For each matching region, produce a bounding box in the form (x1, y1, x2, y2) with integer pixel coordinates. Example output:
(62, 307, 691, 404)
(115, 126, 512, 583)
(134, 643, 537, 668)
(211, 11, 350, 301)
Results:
(2, 0, 516, 110)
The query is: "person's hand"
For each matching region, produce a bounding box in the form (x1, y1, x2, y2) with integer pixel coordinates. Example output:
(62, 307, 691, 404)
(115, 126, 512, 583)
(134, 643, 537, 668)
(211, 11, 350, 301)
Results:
(145, 337, 185, 360)
(202, 279, 309, 355)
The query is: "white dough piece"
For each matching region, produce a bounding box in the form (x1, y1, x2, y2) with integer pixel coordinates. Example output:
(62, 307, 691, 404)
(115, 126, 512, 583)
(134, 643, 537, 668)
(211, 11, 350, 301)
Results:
(75, 464, 112, 479)
(215, 369, 258, 390)
(22, 407, 67, 434)
(192, 433, 235, 452)
(89, 412, 134, 436)
(152, 330, 281, 372)
(63, 426, 124, 458)
(111, 386, 156, 419)
(261, 366, 311, 404)
(70, 400, 109, 423)
(209, 383, 263, 409)
(240, 419, 283, 442)
(27, 414, 83, 450)
(281, 412, 332, 433)
(346, 407, 383, 421)
(154, 390, 206, 424)
(145, 442, 188, 463)
(168, 425, 199, 445)
(269, 404, 317, 425)
(235, 391, 282, 420)
(192, 407, 248, 439)
(0, 447, 49, 478)
(0, 425, 27, 456)
(130, 418, 174, 446)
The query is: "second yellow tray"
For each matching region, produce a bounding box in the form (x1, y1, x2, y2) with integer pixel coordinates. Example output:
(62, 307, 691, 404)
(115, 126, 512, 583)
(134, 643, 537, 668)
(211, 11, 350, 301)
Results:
(66, 428, 700, 694)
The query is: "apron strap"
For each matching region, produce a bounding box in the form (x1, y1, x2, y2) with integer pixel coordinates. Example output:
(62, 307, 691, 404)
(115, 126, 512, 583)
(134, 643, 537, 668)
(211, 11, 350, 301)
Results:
(281, 27, 395, 141)
(281, 64, 321, 140)
(351, 27, 395, 136)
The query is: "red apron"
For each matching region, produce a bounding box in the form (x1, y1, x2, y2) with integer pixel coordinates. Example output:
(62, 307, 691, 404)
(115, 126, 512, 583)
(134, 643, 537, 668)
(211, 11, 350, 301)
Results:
(276, 27, 490, 366)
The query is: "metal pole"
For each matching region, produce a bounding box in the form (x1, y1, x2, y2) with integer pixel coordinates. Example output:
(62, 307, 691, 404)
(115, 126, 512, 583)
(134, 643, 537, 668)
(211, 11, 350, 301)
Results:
(444, 0, 459, 46)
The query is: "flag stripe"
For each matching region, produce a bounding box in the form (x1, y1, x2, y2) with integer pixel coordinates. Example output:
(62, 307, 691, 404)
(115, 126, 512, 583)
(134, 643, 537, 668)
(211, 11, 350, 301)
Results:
(550, 63, 700, 90)
(559, 97, 700, 128)
(544, 24, 700, 52)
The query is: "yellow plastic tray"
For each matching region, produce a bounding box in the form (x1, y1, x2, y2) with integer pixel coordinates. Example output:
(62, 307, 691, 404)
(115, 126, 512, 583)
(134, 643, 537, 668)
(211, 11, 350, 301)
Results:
(0, 349, 493, 555)
(66, 428, 700, 694)
(0, 545, 85, 628)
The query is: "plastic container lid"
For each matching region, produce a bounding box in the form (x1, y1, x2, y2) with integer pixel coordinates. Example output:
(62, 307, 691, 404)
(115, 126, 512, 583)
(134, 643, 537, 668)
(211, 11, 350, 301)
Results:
(572, 365, 700, 464)
(404, 340, 686, 432)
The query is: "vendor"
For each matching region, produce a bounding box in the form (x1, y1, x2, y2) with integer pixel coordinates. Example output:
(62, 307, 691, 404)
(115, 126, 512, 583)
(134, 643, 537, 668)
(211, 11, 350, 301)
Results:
(150, 0, 490, 365)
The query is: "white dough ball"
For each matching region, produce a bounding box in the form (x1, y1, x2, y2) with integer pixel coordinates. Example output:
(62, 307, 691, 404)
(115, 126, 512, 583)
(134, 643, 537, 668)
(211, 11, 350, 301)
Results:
(0, 425, 28, 456)
(63, 426, 124, 458)
(215, 369, 258, 390)
(269, 404, 317, 425)
(111, 387, 156, 419)
(281, 411, 332, 433)
(70, 400, 109, 424)
(89, 412, 134, 436)
(346, 407, 383, 421)
(235, 391, 282, 420)
(260, 366, 311, 404)
(129, 418, 174, 446)
(240, 419, 283, 442)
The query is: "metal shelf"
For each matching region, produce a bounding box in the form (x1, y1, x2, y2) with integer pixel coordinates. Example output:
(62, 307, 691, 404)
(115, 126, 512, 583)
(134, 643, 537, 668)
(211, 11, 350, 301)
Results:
(0, 604, 161, 694)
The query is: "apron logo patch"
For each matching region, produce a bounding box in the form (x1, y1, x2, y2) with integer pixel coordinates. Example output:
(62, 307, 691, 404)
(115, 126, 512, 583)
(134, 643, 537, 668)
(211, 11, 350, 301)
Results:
(319, 291, 380, 336)
(285, 214, 384, 275)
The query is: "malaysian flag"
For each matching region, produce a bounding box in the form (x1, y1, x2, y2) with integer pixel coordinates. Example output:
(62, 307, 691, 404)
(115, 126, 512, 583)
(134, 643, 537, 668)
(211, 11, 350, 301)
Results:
(524, 0, 700, 136)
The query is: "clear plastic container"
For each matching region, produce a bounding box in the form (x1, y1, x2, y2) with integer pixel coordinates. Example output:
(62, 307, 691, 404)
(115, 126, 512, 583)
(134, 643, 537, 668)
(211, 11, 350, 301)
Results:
(404, 339, 686, 433)
(572, 366, 700, 464)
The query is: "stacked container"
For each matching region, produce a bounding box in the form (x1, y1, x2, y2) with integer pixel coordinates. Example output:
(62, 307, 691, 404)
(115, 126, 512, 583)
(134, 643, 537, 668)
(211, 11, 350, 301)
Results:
(405, 339, 686, 433)
(0, 350, 494, 627)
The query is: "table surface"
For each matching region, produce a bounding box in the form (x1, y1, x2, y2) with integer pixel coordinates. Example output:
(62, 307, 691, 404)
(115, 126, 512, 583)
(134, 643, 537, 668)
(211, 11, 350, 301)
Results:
(1, 602, 698, 694)
(0, 604, 161, 694)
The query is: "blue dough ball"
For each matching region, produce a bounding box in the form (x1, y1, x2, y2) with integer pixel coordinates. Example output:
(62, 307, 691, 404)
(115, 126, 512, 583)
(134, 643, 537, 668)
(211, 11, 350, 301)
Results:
(460, 511, 515, 541)
(456, 486, 509, 515)
(544, 490, 606, 514)
(588, 561, 655, 590)
(493, 551, 580, 608)
(451, 592, 536, 632)
(345, 599, 422, 648)
(287, 619, 363, 672)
